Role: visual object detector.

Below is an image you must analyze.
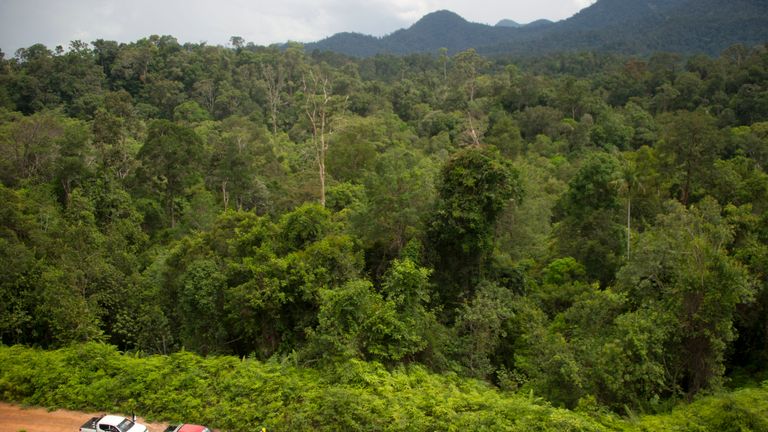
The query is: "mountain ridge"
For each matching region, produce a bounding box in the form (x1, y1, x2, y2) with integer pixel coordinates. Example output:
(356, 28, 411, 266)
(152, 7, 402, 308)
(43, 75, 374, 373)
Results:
(495, 19, 521, 28)
(305, 0, 768, 57)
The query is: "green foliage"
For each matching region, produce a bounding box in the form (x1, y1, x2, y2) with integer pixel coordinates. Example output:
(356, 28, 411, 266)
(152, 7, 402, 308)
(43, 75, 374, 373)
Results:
(636, 388, 768, 431)
(657, 109, 722, 205)
(277, 203, 333, 252)
(352, 146, 437, 270)
(553, 152, 624, 286)
(454, 281, 517, 379)
(307, 279, 425, 363)
(535, 258, 594, 316)
(179, 259, 227, 353)
(133, 120, 206, 229)
(542, 257, 586, 286)
(428, 146, 523, 308)
(485, 111, 523, 158)
(327, 112, 415, 182)
(173, 101, 210, 123)
(496, 156, 567, 262)
(302, 258, 436, 365)
(2, 33, 768, 422)
(0, 343, 643, 431)
(617, 199, 754, 396)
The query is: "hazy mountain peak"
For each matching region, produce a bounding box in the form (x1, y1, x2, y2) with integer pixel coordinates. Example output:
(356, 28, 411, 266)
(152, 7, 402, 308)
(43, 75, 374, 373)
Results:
(410, 10, 470, 28)
(306, 0, 768, 57)
(495, 19, 522, 28)
(525, 19, 554, 28)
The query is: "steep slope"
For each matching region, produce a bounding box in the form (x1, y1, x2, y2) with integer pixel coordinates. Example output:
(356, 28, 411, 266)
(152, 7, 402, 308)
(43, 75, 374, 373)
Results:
(305, 0, 768, 57)
(637, 0, 768, 53)
(524, 19, 555, 29)
(308, 10, 517, 56)
(307, 32, 382, 58)
(488, 0, 768, 55)
(381, 10, 515, 54)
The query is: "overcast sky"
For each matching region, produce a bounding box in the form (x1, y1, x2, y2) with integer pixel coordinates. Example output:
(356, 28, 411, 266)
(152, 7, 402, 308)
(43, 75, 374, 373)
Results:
(0, 0, 596, 55)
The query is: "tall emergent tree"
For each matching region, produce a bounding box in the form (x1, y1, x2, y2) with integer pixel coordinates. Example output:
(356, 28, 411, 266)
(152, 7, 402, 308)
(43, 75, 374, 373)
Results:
(658, 109, 721, 206)
(134, 120, 205, 228)
(303, 67, 346, 207)
(427, 146, 522, 311)
(554, 152, 624, 286)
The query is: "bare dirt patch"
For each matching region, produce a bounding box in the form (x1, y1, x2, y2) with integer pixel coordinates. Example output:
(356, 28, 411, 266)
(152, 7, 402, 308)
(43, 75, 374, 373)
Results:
(0, 402, 167, 432)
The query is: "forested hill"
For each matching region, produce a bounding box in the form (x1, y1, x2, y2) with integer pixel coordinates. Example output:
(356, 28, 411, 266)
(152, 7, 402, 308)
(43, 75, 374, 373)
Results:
(306, 0, 768, 56)
(307, 11, 521, 57)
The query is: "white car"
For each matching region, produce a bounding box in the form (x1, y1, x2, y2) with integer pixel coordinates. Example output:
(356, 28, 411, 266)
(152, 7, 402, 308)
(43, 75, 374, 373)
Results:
(80, 414, 148, 432)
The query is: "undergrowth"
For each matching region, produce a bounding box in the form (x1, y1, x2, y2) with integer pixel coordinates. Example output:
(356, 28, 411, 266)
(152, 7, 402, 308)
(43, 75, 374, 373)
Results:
(0, 343, 766, 431)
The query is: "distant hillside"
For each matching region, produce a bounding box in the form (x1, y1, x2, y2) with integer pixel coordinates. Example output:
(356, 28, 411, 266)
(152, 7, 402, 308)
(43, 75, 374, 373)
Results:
(380, 11, 515, 55)
(308, 10, 519, 56)
(495, 19, 554, 29)
(524, 19, 555, 29)
(489, 0, 768, 55)
(307, 32, 382, 58)
(495, 19, 521, 28)
(305, 0, 768, 57)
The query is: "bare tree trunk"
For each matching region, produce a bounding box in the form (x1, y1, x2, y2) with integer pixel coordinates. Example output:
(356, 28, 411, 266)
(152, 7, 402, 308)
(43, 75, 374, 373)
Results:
(263, 64, 285, 136)
(627, 195, 631, 259)
(221, 180, 229, 210)
(303, 70, 332, 207)
(194, 79, 217, 113)
(467, 113, 481, 146)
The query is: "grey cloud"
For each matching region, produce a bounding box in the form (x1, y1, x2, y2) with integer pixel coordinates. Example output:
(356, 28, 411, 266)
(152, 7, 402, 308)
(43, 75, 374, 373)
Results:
(0, 0, 595, 55)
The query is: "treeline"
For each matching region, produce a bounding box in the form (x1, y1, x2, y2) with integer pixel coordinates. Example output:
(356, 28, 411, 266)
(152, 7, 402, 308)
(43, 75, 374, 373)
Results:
(1, 36, 768, 414)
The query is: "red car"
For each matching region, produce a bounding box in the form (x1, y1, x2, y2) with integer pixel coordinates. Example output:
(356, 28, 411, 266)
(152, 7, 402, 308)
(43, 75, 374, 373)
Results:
(164, 425, 212, 432)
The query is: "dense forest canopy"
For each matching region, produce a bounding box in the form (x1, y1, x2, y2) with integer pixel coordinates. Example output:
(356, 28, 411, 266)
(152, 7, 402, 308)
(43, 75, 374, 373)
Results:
(1, 33, 768, 423)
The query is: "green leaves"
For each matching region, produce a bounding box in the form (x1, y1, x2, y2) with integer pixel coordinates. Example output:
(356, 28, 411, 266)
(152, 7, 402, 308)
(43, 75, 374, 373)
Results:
(277, 203, 332, 252)
(133, 120, 205, 229)
(305, 257, 436, 364)
(428, 146, 523, 308)
(553, 152, 624, 286)
(0, 343, 622, 431)
(2, 32, 768, 423)
(657, 109, 722, 206)
(617, 199, 754, 396)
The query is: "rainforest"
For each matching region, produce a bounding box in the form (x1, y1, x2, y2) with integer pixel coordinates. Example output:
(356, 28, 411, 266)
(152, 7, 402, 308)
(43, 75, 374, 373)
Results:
(1, 33, 768, 430)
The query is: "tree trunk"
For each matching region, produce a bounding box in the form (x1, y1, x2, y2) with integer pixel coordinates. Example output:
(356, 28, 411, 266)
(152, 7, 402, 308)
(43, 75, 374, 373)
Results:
(303, 71, 332, 207)
(626, 195, 631, 259)
(221, 180, 229, 210)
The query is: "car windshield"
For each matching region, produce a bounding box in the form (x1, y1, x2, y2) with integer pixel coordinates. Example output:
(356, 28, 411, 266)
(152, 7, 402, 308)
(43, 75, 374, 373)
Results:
(116, 419, 135, 432)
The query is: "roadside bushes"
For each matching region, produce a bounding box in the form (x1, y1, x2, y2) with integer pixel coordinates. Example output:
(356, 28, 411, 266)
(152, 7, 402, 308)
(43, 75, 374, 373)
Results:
(2, 343, 768, 431)
(0, 343, 611, 431)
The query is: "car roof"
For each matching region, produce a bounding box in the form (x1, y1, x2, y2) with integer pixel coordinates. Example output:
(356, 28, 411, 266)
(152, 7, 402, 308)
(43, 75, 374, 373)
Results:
(100, 415, 127, 426)
(177, 425, 209, 432)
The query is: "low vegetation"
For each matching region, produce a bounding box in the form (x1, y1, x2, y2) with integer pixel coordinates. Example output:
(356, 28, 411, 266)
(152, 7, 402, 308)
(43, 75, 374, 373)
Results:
(2, 343, 768, 431)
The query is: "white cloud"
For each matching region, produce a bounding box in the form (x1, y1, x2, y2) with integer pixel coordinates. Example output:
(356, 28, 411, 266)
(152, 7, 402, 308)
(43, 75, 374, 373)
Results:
(573, 0, 597, 9)
(0, 0, 597, 54)
(371, 0, 438, 23)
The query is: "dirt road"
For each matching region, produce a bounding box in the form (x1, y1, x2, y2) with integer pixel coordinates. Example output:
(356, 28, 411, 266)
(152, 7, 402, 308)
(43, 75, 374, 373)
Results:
(0, 402, 167, 432)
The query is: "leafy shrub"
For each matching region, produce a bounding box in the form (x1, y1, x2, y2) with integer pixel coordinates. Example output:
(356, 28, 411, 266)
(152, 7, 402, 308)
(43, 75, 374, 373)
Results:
(1, 344, 767, 431)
